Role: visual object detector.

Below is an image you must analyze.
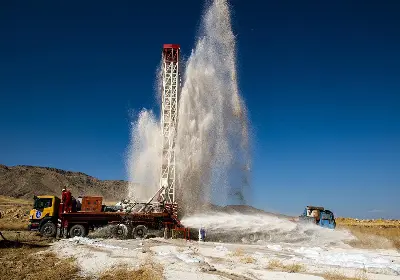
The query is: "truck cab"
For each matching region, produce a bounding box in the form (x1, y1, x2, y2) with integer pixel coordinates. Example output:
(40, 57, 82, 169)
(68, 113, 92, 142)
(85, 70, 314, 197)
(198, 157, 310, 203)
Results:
(299, 206, 336, 229)
(318, 209, 336, 229)
(28, 195, 60, 237)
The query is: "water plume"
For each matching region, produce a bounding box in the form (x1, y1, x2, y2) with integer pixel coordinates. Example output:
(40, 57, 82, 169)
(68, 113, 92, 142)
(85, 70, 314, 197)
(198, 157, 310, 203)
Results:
(126, 0, 251, 212)
(176, 0, 250, 213)
(126, 110, 161, 201)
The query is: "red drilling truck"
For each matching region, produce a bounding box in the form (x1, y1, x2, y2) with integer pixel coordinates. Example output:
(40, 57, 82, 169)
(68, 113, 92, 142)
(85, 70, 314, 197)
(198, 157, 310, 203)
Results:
(29, 193, 188, 239)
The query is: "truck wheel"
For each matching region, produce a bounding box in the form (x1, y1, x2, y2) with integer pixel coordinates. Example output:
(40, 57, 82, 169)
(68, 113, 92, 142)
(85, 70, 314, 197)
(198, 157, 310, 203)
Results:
(134, 225, 148, 239)
(69, 224, 87, 238)
(248, 233, 256, 242)
(40, 222, 56, 238)
(112, 224, 131, 239)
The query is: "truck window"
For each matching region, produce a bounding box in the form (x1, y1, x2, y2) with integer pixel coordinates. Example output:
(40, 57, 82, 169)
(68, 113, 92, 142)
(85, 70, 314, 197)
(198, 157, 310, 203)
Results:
(321, 212, 332, 220)
(34, 198, 52, 210)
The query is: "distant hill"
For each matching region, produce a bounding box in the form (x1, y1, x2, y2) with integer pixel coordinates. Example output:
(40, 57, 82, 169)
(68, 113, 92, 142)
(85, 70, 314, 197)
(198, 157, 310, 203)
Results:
(0, 164, 287, 218)
(0, 164, 128, 201)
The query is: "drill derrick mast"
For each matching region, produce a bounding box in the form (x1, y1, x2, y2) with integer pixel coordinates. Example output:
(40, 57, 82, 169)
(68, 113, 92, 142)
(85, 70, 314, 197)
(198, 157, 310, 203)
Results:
(137, 44, 180, 217)
(159, 44, 180, 206)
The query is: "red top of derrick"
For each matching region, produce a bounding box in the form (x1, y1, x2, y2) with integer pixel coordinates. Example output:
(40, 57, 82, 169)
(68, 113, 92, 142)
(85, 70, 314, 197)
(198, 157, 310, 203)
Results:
(163, 44, 180, 49)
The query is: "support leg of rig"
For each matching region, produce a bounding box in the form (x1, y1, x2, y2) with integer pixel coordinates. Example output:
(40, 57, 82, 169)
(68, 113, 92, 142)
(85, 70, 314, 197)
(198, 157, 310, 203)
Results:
(0, 231, 6, 241)
(164, 227, 172, 239)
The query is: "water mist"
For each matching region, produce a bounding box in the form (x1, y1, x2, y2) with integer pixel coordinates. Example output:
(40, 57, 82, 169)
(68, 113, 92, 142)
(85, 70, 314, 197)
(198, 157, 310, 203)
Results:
(126, 0, 250, 213)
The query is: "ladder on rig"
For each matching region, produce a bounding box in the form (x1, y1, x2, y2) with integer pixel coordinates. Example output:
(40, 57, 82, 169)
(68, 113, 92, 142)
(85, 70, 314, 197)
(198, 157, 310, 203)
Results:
(159, 44, 180, 205)
(137, 44, 181, 219)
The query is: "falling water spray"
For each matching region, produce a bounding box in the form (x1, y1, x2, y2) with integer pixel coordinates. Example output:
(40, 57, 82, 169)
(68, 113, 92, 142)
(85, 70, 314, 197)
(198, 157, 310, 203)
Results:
(126, 0, 251, 212)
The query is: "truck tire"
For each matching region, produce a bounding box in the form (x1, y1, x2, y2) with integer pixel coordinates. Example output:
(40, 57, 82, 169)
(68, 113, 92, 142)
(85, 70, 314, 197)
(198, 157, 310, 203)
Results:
(69, 224, 87, 238)
(40, 222, 56, 238)
(133, 225, 148, 239)
(248, 233, 256, 242)
(112, 224, 132, 239)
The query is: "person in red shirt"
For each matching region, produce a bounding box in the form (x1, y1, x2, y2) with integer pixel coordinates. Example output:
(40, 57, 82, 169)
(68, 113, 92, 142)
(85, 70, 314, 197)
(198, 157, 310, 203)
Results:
(61, 188, 67, 201)
(62, 188, 72, 213)
(61, 188, 67, 212)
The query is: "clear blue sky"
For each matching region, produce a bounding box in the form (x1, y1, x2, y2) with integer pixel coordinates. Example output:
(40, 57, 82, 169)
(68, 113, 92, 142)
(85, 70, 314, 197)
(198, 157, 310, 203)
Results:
(1, 0, 399, 219)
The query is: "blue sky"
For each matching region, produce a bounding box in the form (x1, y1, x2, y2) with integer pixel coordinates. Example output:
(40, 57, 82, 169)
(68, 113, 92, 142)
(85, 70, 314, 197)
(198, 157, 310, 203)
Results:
(1, 0, 399, 219)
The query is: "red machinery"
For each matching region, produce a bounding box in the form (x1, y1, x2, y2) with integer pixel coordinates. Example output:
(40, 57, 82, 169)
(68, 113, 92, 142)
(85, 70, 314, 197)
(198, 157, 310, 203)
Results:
(41, 44, 187, 240)
(56, 196, 185, 239)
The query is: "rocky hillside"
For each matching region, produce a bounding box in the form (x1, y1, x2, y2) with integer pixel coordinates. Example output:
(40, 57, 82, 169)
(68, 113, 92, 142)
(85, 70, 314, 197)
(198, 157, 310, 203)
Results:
(0, 164, 128, 201)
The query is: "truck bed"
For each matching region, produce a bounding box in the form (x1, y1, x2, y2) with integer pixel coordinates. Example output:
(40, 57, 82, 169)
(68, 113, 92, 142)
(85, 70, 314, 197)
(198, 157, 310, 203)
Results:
(60, 211, 173, 223)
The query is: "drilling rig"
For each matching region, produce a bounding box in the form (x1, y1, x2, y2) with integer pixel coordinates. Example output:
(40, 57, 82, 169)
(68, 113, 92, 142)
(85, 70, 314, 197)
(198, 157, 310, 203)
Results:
(136, 44, 181, 219)
(159, 44, 180, 206)
(118, 44, 181, 216)
(27, 45, 188, 240)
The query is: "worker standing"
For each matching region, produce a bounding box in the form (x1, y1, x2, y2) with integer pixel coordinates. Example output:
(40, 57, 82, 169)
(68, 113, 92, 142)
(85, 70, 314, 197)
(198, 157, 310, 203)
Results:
(62, 187, 72, 213)
(61, 188, 67, 212)
(199, 226, 206, 242)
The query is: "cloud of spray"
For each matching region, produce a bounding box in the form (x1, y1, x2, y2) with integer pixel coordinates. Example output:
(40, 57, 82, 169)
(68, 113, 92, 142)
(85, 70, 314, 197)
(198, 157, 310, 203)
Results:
(126, 110, 161, 201)
(126, 0, 251, 210)
(176, 0, 250, 213)
(182, 213, 355, 247)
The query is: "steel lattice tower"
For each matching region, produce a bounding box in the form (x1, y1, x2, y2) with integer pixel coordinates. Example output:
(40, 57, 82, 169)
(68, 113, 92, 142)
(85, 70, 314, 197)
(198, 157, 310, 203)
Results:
(159, 44, 180, 204)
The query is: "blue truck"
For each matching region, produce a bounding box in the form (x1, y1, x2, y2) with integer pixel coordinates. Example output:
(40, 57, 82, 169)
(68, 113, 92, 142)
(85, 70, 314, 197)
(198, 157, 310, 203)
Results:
(299, 206, 336, 229)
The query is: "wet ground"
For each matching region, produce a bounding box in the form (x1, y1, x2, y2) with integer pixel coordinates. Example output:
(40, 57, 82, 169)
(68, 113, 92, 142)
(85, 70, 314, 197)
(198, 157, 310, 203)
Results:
(49, 235, 400, 280)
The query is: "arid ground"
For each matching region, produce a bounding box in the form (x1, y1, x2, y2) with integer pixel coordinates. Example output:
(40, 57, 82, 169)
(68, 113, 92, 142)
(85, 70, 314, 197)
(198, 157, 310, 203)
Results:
(1, 196, 399, 280)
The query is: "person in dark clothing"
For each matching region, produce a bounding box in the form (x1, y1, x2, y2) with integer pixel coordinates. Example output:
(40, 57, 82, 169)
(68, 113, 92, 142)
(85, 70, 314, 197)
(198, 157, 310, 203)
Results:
(199, 226, 206, 242)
